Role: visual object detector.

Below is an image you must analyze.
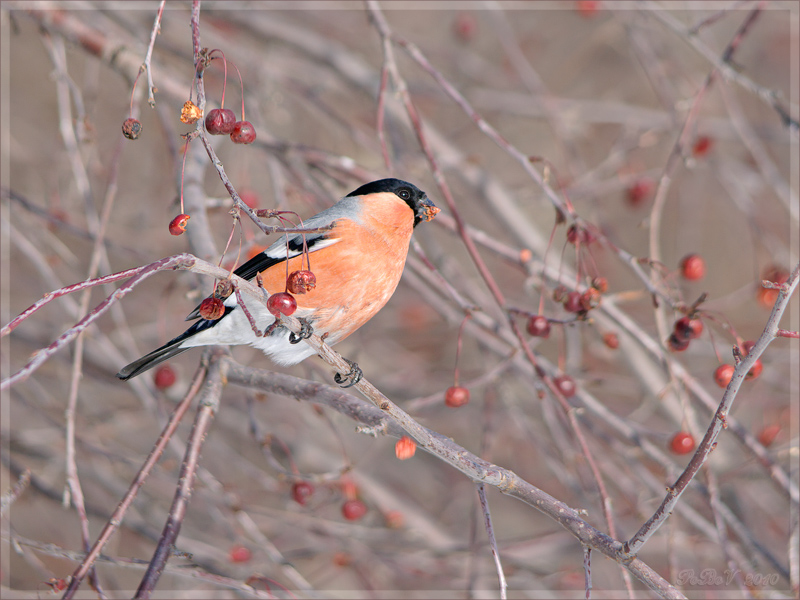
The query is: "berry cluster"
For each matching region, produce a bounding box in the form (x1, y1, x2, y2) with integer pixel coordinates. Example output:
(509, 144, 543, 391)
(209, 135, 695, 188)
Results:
(666, 315, 703, 352)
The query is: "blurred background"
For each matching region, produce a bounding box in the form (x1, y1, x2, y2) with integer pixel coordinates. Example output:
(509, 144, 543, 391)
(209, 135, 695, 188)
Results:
(2, 1, 797, 597)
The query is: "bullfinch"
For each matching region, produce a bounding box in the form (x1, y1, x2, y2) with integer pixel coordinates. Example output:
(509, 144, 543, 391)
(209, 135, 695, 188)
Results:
(116, 178, 439, 381)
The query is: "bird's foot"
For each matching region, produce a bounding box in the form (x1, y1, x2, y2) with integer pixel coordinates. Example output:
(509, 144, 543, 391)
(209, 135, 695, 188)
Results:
(289, 318, 313, 344)
(334, 359, 362, 388)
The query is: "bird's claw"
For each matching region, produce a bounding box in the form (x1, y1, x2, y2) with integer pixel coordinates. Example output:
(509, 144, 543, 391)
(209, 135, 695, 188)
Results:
(334, 359, 362, 388)
(289, 318, 313, 344)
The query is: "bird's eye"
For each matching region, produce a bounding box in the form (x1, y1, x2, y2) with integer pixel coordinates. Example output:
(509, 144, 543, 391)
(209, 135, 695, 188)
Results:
(398, 188, 411, 200)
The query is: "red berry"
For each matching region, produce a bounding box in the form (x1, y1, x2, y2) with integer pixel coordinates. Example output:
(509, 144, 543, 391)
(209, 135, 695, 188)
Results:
(121, 117, 142, 140)
(342, 499, 367, 521)
(453, 12, 478, 41)
(198, 297, 225, 320)
(445, 386, 470, 407)
(757, 266, 789, 308)
(746, 359, 763, 380)
(168, 213, 190, 236)
(673, 316, 703, 341)
(395, 436, 416, 460)
(625, 177, 654, 207)
(714, 364, 734, 388)
(576, 0, 601, 17)
(758, 424, 780, 447)
(740, 341, 763, 380)
(553, 374, 577, 398)
(205, 108, 236, 135)
(580, 288, 601, 311)
(291, 481, 314, 505)
(286, 270, 317, 295)
(384, 510, 404, 529)
(228, 545, 251, 563)
(154, 365, 177, 389)
(602, 332, 619, 349)
(667, 333, 690, 352)
(526, 315, 551, 338)
(240, 190, 259, 209)
(563, 291, 583, 313)
(680, 254, 706, 281)
(669, 431, 695, 455)
(266, 292, 297, 316)
(692, 136, 713, 157)
(566, 224, 592, 245)
(231, 121, 256, 144)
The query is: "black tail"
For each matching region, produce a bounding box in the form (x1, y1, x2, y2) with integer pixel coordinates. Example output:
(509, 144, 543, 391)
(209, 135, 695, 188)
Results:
(116, 308, 233, 380)
(116, 338, 190, 380)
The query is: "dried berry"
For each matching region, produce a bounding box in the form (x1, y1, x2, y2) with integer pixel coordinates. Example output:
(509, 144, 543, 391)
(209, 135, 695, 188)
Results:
(199, 297, 225, 320)
(121, 117, 142, 140)
(286, 270, 317, 295)
(180, 100, 203, 124)
(591, 276, 608, 293)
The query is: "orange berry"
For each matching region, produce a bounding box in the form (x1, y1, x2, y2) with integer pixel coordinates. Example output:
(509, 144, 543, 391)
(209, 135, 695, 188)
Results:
(395, 436, 416, 460)
(680, 254, 706, 281)
(758, 424, 780, 447)
(445, 386, 470, 408)
(602, 332, 619, 349)
(714, 364, 734, 388)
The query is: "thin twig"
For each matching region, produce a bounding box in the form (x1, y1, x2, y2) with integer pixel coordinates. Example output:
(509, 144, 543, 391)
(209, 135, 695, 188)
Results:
(61, 359, 208, 599)
(134, 351, 226, 598)
(477, 483, 507, 600)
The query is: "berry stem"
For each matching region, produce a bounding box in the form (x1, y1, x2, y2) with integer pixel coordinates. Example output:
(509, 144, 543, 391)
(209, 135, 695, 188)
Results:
(179, 136, 190, 215)
(452, 313, 472, 387)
